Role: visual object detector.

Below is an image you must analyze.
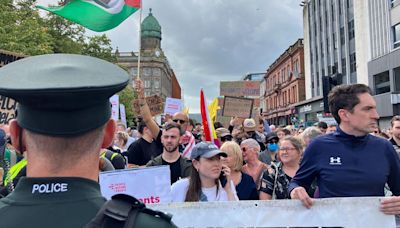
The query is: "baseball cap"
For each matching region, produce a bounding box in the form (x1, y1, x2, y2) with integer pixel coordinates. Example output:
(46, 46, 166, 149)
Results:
(266, 132, 279, 143)
(216, 127, 231, 138)
(0, 54, 129, 136)
(190, 142, 227, 160)
(243, 118, 256, 132)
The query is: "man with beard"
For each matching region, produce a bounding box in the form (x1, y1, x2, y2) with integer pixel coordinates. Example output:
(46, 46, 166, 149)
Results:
(289, 84, 400, 216)
(146, 122, 191, 184)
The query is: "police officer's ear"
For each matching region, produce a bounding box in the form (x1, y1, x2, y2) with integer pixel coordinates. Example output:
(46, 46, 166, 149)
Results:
(9, 120, 25, 153)
(101, 119, 116, 149)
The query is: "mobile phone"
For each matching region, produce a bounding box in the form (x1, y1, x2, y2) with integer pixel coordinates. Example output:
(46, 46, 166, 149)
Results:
(219, 171, 227, 187)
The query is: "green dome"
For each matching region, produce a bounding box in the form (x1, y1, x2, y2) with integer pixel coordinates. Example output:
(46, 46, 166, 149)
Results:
(141, 9, 161, 39)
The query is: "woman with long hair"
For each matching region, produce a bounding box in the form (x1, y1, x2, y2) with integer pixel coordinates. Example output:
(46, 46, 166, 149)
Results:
(220, 141, 259, 200)
(171, 142, 238, 202)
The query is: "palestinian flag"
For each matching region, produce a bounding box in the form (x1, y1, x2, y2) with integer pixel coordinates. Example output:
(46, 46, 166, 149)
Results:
(37, 0, 141, 32)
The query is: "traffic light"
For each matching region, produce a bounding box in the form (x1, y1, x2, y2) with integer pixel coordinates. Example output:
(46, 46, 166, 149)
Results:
(322, 73, 342, 113)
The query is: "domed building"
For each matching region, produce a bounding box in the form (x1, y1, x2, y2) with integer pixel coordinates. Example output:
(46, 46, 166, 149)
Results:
(116, 9, 181, 99)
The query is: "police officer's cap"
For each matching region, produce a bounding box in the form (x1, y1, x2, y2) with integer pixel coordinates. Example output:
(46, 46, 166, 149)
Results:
(0, 54, 129, 136)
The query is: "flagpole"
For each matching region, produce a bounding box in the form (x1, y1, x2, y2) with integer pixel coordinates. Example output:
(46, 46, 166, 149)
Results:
(136, 0, 143, 80)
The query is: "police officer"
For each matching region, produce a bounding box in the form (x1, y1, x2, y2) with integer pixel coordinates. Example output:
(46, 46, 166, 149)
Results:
(0, 54, 175, 227)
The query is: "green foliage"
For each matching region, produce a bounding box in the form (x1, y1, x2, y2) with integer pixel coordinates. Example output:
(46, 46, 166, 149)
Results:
(0, 0, 115, 62)
(82, 34, 116, 63)
(118, 84, 137, 127)
(0, 0, 53, 55)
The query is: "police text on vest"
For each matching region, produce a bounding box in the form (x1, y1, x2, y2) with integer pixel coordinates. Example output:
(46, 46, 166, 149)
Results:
(32, 183, 68, 194)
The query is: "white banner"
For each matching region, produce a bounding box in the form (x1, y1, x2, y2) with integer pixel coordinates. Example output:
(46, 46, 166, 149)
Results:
(119, 104, 127, 127)
(150, 197, 395, 228)
(99, 166, 171, 204)
(109, 95, 119, 121)
(164, 97, 183, 115)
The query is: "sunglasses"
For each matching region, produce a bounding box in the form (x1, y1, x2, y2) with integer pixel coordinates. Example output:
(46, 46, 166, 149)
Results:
(173, 119, 186, 124)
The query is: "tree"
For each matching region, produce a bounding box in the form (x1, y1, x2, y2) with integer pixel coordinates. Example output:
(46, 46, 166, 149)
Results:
(82, 34, 116, 63)
(0, 0, 53, 55)
(43, 14, 86, 54)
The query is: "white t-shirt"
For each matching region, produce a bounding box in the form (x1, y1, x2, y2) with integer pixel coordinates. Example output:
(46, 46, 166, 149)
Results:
(170, 178, 238, 202)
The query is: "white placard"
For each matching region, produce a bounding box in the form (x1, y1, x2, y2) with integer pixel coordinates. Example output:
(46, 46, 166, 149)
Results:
(99, 166, 171, 204)
(119, 104, 127, 127)
(109, 95, 119, 121)
(164, 98, 183, 115)
(150, 197, 395, 228)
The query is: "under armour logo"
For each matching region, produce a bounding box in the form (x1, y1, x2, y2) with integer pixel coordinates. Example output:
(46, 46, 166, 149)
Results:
(329, 156, 342, 165)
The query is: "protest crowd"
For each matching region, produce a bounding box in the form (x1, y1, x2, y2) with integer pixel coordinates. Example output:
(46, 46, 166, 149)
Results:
(0, 55, 399, 227)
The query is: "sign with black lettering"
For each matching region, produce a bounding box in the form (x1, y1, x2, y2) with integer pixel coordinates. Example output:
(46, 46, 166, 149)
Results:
(222, 96, 254, 118)
(0, 96, 17, 124)
(133, 95, 163, 116)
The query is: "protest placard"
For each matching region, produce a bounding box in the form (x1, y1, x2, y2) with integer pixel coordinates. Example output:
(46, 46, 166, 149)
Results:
(0, 95, 17, 124)
(216, 115, 231, 128)
(109, 95, 119, 121)
(164, 97, 183, 115)
(133, 95, 163, 116)
(222, 96, 254, 118)
(119, 104, 127, 127)
(99, 166, 171, 204)
(220, 81, 260, 97)
(150, 197, 395, 228)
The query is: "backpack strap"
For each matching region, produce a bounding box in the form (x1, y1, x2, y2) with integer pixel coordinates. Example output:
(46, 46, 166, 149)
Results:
(85, 194, 144, 228)
(85, 194, 175, 228)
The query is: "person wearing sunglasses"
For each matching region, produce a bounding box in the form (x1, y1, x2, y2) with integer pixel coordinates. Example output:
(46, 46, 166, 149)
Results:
(172, 112, 196, 159)
(240, 139, 268, 187)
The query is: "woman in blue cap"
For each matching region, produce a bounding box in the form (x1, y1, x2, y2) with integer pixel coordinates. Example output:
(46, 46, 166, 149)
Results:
(170, 142, 239, 202)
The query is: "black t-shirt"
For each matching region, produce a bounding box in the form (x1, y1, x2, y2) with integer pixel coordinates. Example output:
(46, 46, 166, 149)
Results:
(125, 131, 163, 166)
(162, 157, 182, 184)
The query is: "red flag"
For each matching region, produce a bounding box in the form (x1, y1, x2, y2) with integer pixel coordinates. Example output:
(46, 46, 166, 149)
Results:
(200, 89, 213, 142)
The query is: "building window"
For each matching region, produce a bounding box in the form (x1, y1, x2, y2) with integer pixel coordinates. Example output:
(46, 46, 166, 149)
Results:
(394, 23, 400, 49)
(341, 58, 346, 75)
(143, 68, 151, 76)
(153, 68, 161, 76)
(333, 33, 337, 50)
(130, 67, 137, 76)
(394, 67, 400, 91)
(374, 71, 390, 95)
(348, 20, 354, 40)
(349, 53, 356, 73)
(144, 80, 151, 88)
(154, 80, 160, 89)
(340, 27, 345, 45)
(391, 0, 399, 7)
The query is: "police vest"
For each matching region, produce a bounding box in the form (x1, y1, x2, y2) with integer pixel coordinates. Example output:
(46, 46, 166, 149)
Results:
(4, 159, 27, 187)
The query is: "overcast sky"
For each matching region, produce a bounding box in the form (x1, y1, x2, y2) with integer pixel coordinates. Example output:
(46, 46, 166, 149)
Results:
(37, 0, 304, 113)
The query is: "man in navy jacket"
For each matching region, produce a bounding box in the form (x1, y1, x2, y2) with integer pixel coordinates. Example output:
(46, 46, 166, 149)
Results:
(289, 84, 400, 215)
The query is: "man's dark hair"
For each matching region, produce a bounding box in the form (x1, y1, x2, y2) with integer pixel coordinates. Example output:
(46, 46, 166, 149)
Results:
(188, 119, 195, 127)
(317, 121, 328, 129)
(164, 122, 184, 136)
(282, 128, 291, 136)
(328, 84, 372, 124)
(138, 120, 147, 134)
(214, 122, 224, 129)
